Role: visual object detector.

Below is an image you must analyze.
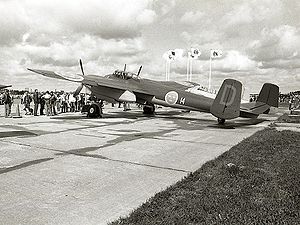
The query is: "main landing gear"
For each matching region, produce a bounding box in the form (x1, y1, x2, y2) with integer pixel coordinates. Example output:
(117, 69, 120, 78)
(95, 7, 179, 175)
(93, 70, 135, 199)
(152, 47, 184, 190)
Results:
(217, 118, 226, 125)
(143, 103, 155, 115)
(83, 103, 103, 118)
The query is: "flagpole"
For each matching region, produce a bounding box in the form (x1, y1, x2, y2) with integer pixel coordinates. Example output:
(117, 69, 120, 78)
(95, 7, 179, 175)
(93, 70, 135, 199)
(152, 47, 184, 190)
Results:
(165, 60, 168, 81)
(165, 60, 167, 81)
(209, 55, 212, 90)
(190, 58, 193, 82)
(168, 60, 170, 81)
(186, 57, 190, 81)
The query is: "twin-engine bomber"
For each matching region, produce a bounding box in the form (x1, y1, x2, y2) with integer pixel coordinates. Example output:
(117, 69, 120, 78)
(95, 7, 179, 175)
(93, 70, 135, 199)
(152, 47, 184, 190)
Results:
(28, 60, 279, 124)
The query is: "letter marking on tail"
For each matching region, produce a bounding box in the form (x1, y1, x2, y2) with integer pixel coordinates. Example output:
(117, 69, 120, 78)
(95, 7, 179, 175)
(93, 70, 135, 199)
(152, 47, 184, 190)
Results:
(220, 84, 237, 106)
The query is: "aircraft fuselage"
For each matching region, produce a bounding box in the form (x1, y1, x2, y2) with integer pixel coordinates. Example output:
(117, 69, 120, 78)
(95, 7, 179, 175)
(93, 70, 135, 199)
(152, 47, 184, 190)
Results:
(83, 75, 213, 113)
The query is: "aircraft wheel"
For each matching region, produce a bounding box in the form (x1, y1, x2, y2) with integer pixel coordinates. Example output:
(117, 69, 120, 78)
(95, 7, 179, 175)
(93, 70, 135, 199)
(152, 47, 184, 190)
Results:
(218, 118, 225, 125)
(87, 104, 102, 118)
(143, 104, 155, 115)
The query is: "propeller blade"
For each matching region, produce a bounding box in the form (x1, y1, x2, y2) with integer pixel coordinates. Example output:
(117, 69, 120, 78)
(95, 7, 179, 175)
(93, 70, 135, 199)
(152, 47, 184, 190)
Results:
(137, 66, 142, 76)
(123, 64, 127, 72)
(79, 59, 85, 75)
(73, 83, 83, 97)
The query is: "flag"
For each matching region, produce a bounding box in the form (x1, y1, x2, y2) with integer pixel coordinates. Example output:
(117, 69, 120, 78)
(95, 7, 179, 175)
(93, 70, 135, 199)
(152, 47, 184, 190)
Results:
(173, 49, 184, 59)
(163, 50, 175, 61)
(190, 48, 201, 59)
(163, 49, 184, 61)
(210, 49, 223, 58)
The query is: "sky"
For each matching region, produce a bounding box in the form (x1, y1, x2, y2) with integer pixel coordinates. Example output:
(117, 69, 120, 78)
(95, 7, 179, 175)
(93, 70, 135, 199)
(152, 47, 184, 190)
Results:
(0, 0, 299, 97)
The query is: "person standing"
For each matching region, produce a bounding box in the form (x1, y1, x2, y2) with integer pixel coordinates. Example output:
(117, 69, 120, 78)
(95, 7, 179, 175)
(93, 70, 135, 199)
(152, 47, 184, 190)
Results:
(43, 91, 51, 116)
(39, 92, 45, 115)
(59, 92, 65, 113)
(50, 91, 57, 116)
(3, 89, 12, 118)
(33, 89, 40, 116)
(68, 93, 76, 112)
(22, 91, 32, 115)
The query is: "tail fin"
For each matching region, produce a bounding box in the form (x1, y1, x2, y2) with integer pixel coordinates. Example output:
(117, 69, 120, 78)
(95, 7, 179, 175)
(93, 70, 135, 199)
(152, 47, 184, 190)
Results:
(239, 83, 279, 117)
(257, 83, 279, 107)
(210, 79, 242, 119)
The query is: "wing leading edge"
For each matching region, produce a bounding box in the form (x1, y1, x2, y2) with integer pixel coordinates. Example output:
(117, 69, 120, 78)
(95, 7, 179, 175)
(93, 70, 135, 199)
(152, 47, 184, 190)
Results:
(0, 85, 12, 89)
(27, 68, 84, 82)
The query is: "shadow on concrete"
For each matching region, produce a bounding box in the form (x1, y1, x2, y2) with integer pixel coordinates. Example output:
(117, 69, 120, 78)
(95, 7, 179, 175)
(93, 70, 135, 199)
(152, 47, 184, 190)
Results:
(0, 158, 53, 175)
(0, 131, 37, 138)
(45, 109, 268, 131)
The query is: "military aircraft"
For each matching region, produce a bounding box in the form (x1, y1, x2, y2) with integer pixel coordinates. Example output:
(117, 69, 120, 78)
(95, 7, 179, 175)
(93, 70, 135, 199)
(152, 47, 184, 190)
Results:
(0, 84, 12, 89)
(28, 60, 279, 124)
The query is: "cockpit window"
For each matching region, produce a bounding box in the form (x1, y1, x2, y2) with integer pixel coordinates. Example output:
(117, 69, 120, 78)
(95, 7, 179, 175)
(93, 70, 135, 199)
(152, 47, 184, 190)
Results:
(113, 70, 139, 80)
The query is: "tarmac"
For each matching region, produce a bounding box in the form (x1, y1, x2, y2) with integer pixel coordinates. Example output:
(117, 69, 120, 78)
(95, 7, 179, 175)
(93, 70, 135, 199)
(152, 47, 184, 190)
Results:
(0, 104, 281, 225)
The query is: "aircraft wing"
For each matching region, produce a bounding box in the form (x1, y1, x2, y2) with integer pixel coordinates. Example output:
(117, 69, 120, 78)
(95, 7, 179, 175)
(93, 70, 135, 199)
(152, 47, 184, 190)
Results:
(0, 85, 12, 89)
(27, 68, 83, 83)
(28, 68, 154, 102)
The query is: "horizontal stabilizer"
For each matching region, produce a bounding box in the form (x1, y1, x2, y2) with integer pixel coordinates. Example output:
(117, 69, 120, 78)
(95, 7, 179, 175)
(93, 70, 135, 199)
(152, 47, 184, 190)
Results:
(210, 79, 242, 119)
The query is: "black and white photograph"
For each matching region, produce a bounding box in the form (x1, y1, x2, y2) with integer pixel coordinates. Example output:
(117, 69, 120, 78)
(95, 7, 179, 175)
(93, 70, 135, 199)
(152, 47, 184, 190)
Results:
(0, 0, 299, 224)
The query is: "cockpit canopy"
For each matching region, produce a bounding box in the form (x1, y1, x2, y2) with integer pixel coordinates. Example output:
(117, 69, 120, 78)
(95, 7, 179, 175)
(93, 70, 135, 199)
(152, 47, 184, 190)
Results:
(113, 70, 139, 80)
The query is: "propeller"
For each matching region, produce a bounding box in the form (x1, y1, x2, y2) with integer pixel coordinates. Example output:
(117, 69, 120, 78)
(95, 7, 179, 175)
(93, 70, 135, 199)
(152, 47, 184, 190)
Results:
(137, 65, 142, 77)
(79, 59, 85, 75)
(73, 59, 85, 97)
(123, 64, 127, 72)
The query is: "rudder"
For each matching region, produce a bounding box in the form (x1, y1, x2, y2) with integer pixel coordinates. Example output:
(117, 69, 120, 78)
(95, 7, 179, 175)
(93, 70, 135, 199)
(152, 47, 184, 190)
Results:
(210, 79, 242, 119)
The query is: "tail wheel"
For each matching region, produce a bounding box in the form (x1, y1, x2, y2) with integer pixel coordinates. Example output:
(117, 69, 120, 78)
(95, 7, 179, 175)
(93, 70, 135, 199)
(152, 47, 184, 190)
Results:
(87, 104, 102, 118)
(218, 118, 225, 125)
(143, 104, 155, 115)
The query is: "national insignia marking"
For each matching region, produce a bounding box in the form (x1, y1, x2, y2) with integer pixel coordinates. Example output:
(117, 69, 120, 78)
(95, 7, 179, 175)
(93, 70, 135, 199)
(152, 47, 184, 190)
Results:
(165, 91, 178, 105)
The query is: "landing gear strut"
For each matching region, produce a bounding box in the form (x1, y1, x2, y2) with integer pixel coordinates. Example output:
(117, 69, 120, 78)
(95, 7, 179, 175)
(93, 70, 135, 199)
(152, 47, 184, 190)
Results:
(143, 103, 155, 115)
(218, 118, 225, 125)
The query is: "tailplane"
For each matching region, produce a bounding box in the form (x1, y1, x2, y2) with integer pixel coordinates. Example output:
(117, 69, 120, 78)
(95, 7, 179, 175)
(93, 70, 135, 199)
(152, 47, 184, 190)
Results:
(257, 83, 279, 108)
(240, 83, 279, 117)
(210, 79, 242, 120)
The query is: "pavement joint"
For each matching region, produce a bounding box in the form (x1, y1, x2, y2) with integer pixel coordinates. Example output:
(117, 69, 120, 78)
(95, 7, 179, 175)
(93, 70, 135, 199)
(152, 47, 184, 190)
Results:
(0, 139, 192, 174)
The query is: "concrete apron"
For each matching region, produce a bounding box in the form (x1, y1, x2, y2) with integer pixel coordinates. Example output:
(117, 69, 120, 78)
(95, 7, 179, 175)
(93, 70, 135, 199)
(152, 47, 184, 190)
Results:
(0, 107, 276, 225)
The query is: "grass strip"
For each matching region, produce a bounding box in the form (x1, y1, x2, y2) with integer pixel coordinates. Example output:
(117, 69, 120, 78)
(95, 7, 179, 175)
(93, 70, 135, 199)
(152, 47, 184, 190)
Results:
(110, 128, 300, 224)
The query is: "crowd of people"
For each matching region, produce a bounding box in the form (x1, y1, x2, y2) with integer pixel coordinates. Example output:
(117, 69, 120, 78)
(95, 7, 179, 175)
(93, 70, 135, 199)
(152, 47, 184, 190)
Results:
(0, 89, 87, 117)
(21, 90, 87, 116)
(279, 92, 300, 110)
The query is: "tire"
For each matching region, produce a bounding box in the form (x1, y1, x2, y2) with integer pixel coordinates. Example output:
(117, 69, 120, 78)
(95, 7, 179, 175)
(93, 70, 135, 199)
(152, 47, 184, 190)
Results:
(87, 104, 101, 118)
(143, 104, 155, 115)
